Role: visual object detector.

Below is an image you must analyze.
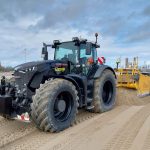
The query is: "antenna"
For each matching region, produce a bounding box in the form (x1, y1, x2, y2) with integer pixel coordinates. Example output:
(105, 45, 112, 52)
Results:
(116, 57, 121, 69)
(24, 49, 27, 63)
(95, 33, 98, 44)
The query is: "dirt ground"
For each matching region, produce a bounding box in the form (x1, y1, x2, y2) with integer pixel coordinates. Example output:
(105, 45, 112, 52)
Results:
(0, 72, 150, 150)
(0, 72, 13, 77)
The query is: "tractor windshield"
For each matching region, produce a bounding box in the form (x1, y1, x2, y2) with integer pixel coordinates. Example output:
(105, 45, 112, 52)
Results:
(55, 42, 78, 64)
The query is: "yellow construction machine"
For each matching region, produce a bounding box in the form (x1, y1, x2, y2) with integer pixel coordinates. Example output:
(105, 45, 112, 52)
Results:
(115, 57, 150, 97)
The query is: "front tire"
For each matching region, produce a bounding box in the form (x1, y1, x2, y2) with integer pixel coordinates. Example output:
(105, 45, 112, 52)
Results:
(31, 79, 78, 132)
(93, 69, 116, 113)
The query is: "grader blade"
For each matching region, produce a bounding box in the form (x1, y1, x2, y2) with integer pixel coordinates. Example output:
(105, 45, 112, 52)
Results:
(137, 74, 150, 97)
(115, 68, 150, 98)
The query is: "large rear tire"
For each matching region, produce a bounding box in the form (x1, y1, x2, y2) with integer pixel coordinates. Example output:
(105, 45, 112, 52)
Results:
(93, 69, 116, 113)
(31, 79, 79, 132)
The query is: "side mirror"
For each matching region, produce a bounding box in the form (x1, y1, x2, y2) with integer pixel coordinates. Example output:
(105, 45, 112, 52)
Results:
(41, 47, 45, 58)
(86, 43, 92, 55)
(41, 47, 48, 60)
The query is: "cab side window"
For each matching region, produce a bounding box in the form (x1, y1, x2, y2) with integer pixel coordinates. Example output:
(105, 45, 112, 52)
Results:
(80, 44, 92, 64)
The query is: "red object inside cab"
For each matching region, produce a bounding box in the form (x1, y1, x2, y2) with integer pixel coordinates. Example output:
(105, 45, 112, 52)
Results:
(88, 57, 94, 64)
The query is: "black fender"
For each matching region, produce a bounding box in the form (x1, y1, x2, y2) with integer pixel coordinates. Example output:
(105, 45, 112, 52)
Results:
(94, 65, 116, 79)
(49, 74, 87, 108)
(29, 70, 49, 89)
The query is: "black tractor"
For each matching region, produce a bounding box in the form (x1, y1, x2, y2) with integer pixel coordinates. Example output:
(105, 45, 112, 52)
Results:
(0, 33, 116, 132)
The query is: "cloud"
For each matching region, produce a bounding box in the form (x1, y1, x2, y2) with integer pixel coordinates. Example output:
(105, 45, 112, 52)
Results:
(143, 5, 150, 16)
(29, 0, 88, 30)
(0, 0, 56, 22)
(125, 20, 150, 43)
(126, 30, 150, 43)
(0, 0, 150, 67)
(100, 36, 150, 67)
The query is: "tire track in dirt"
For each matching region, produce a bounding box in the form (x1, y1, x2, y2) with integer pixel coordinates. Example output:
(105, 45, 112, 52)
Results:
(0, 106, 127, 150)
(142, 127, 150, 150)
(102, 103, 150, 150)
(0, 118, 12, 127)
(0, 110, 98, 150)
(74, 110, 96, 124)
(0, 121, 36, 148)
(62, 105, 143, 150)
(129, 114, 150, 150)
(38, 105, 133, 150)
(1, 130, 54, 150)
(1, 88, 150, 150)
(116, 88, 150, 106)
(0, 111, 94, 150)
(0, 108, 95, 149)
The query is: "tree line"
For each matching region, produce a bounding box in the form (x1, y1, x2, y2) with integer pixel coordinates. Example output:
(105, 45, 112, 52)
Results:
(0, 64, 13, 72)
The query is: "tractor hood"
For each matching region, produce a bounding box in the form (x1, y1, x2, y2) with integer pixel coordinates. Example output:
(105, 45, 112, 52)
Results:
(14, 60, 56, 72)
(13, 60, 69, 93)
(13, 60, 58, 93)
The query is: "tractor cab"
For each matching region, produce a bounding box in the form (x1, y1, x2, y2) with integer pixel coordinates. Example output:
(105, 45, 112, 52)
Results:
(42, 34, 100, 75)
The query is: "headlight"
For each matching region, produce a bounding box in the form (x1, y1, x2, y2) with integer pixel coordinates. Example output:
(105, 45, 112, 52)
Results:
(72, 37, 79, 41)
(53, 40, 60, 44)
(25, 66, 37, 72)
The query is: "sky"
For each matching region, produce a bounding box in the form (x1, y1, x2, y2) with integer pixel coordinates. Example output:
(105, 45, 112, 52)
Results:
(0, 0, 150, 67)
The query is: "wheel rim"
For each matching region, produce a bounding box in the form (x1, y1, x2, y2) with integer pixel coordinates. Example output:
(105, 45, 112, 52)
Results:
(53, 91, 73, 122)
(102, 80, 113, 105)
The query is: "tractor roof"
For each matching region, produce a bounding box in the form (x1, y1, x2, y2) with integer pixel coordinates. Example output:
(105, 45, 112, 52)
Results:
(53, 37, 100, 48)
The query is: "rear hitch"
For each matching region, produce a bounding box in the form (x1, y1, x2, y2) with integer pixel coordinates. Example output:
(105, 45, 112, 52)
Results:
(0, 76, 31, 122)
(0, 95, 31, 122)
(0, 95, 12, 116)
